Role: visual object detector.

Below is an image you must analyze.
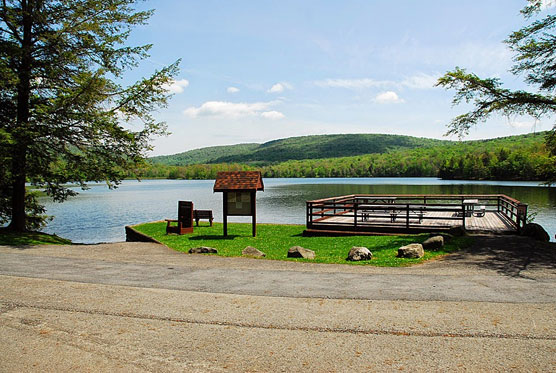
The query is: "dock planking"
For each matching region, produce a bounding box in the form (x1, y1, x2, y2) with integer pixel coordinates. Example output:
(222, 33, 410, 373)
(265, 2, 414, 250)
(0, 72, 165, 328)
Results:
(320, 211, 515, 233)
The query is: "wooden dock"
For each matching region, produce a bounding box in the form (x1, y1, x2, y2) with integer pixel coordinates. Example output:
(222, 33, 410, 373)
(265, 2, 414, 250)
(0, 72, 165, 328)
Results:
(305, 194, 527, 236)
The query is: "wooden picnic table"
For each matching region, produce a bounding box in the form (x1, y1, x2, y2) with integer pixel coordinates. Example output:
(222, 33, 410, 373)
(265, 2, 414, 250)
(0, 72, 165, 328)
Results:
(463, 199, 479, 217)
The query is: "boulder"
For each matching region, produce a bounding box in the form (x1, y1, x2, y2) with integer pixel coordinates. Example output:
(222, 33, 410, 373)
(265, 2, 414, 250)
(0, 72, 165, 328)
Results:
(436, 233, 454, 243)
(422, 236, 444, 251)
(242, 246, 266, 258)
(188, 246, 218, 254)
(397, 243, 424, 259)
(346, 246, 372, 261)
(287, 246, 316, 259)
(521, 223, 550, 242)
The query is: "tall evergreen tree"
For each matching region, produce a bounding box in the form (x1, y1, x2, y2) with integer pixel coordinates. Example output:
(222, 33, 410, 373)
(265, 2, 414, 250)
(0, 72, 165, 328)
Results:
(0, 0, 179, 230)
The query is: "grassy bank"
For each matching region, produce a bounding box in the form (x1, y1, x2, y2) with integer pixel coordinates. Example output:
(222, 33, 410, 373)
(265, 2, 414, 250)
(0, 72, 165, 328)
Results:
(133, 222, 471, 266)
(0, 228, 72, 246)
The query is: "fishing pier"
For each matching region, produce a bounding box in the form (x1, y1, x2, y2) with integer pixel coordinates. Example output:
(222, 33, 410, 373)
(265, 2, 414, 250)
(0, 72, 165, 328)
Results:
(305, 194, 527, 235)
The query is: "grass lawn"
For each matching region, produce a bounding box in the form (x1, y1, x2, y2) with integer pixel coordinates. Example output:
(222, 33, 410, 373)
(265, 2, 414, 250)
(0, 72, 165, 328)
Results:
(0, 228, 72, 246)
(133, 222, 472, 266)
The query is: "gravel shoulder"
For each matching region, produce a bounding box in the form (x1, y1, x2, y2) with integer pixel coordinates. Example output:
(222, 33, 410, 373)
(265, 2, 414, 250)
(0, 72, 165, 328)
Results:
(1, 235, 555, 371)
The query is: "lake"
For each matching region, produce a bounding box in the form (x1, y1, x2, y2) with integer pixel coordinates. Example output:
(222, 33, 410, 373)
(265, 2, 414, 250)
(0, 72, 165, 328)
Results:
(38, 178, 556, 243)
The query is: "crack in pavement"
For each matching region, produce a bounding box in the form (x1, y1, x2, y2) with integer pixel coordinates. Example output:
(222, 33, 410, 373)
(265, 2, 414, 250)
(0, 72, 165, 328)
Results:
(3, 301, 554, 342)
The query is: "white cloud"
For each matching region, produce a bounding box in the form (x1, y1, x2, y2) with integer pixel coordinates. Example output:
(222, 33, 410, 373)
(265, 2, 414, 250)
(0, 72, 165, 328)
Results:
(183, 100, 284, 119)
(401, 73, 440, 90)
(268, 82, 293, 93)
(227, 86, 240, 93)
(374, 91, 405, 104)
(162, 79, 189, 94)
(315, 73, 440, 90)
(508, 119, 539, 129)
(260, 110, 285, 120)
(269, 83, 284, 93)
(542, 0, 556, 9)
(314, 78, 391, 89)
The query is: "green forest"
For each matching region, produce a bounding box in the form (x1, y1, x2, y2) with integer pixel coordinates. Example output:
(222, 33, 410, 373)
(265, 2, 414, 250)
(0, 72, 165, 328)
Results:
(138, 132, 555, 181)
(150, 134, 448, 165)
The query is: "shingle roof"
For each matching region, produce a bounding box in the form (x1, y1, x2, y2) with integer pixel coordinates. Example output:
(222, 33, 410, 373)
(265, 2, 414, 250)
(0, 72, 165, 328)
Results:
(213, 171, 264, 192)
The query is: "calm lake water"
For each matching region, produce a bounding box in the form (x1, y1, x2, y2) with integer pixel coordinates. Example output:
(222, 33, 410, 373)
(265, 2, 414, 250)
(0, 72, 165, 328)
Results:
(39, 178, 556, 243)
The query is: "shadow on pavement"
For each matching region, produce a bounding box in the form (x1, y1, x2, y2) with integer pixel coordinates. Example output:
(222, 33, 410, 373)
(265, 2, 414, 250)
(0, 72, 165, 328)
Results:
(441, 235, 556, 279)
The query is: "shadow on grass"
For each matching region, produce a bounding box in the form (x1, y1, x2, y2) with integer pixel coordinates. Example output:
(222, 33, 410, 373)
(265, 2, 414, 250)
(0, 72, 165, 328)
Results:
(189, 235, 240, 240)
(0, 228, 71, 247)
(366, 238, 419, 253)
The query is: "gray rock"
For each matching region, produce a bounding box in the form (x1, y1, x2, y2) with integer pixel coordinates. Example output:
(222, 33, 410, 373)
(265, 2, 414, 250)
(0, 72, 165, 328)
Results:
(436, 233, 454, 243)
(397, 243, 424, 259)
(346, 246, 372, 261)
(242, 246, 266, 258)
(521, 223, 550, 242)
(287, 246, 316, 259)
(422, 236, 444, 251)
(188, 246, 218, 254)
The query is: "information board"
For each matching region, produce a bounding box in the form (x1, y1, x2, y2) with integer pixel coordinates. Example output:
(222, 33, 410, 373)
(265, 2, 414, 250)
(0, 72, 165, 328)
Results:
(227, 192, 252, 215)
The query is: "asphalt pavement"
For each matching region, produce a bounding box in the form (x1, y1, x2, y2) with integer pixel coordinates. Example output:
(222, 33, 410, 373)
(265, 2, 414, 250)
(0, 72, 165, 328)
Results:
(1, 236, 555, 371)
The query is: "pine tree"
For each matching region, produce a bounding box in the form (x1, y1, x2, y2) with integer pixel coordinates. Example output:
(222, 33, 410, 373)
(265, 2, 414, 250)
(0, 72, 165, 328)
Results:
(0, 0, 179, 230)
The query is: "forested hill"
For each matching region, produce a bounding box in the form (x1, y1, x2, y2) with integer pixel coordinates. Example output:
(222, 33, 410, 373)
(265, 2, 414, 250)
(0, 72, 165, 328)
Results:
(150, 134, 450, 166)
(138, 132, 555, 181)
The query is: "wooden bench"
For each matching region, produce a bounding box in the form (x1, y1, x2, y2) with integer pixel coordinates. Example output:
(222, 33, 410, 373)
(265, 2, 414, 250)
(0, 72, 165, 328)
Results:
(194, 209, 214, 226)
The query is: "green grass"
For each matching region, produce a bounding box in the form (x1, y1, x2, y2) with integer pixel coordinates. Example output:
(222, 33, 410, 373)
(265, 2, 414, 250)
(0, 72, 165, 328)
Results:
(0, 228, 72, 246)
(133, 222, 472, 266)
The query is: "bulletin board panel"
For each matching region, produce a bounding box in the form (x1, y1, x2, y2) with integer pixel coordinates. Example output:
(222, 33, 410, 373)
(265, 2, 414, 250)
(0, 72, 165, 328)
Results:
(226, 191, 252, 216)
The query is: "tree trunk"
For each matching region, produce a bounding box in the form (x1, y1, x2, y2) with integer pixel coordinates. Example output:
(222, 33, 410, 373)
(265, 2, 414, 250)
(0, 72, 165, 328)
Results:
(8, 153, 27, 232)
(8, 0, 33, 231)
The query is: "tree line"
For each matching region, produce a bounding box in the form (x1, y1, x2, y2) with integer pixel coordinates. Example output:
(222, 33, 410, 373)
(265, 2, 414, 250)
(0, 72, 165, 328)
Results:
(136, 138, 555, 181)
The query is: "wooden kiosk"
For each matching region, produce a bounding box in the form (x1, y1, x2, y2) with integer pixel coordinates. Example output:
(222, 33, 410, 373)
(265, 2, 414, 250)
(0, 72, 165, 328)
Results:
(213, 171, 264, 237)
(165, 201, 194, 234)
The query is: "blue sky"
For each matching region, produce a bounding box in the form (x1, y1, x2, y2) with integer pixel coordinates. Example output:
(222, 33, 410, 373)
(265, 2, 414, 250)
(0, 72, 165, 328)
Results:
(125, 0, 555, 156)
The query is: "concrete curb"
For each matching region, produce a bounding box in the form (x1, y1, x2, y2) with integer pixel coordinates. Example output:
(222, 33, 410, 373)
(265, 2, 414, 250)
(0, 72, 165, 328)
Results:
(125, 222, 165, 245)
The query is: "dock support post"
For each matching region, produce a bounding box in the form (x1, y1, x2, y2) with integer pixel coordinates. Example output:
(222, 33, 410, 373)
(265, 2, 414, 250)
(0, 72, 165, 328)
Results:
(462, 201, 466, 229)
(354, 203, 358, 228)
(406, 204, 409, 229)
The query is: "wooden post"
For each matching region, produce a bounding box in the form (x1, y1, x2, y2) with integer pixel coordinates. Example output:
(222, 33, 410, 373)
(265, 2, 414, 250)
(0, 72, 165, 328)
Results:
(251, 191, 256, 237)
(517, 203, 528, 229)
(354, 202, 358, 228)
(462, 201, 466, 229)
(406, 204, 409, 229)
(223, 191, 228, 236)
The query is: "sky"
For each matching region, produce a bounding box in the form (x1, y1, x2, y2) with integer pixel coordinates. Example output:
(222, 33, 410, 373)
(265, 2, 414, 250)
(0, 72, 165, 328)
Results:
(124, 0, 556, 156)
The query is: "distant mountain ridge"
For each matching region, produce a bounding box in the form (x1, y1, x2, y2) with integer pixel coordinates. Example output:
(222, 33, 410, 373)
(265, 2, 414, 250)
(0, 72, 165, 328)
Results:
(140, 132, 552, 181)
(150, 133, 451, 166)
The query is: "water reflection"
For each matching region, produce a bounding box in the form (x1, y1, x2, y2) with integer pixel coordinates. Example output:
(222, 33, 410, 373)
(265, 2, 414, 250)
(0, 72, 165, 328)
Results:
(40, 178, 556, 243)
